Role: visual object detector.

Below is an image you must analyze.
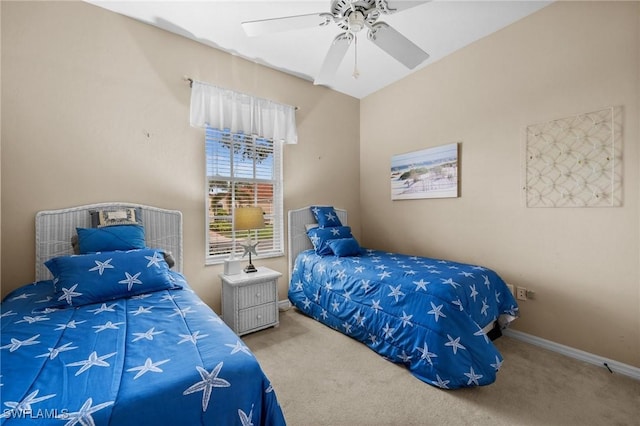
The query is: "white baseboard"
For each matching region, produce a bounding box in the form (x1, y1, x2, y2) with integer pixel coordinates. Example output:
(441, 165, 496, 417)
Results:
(503, 329, 640, 381)
(278, 299, 291, 311)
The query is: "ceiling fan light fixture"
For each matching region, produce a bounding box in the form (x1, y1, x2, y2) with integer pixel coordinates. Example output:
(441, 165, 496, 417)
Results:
(348, 10, 365, 33)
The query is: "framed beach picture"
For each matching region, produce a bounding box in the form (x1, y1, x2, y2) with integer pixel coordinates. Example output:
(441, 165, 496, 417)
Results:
(391, 143, 459, 200)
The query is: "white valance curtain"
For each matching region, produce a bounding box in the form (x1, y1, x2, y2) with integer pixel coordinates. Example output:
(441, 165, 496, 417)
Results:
(189, 80, 298, 144)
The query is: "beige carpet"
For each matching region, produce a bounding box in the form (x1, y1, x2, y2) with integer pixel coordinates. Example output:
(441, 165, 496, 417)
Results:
(243, 308, 640, 426)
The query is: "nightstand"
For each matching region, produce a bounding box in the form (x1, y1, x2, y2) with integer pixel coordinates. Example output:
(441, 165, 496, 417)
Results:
(220, 267, 282, 336)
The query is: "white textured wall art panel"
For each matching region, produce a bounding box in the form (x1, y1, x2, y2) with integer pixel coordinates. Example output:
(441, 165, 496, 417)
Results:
(524, 107, 622, 207)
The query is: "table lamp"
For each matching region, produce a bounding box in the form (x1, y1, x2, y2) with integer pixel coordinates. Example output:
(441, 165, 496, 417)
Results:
(234, 206, 265, 273)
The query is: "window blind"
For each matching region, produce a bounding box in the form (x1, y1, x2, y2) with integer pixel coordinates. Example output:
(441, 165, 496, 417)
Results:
(205, 127, 284, 263)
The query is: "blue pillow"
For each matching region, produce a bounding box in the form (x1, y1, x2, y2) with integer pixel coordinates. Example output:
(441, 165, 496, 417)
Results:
(310, 206, 343, 228)
(77, 225, 146, 254)
(45, 249, 180, 308)
(327, 237, 361, 257)
(307, 226, 352, 256)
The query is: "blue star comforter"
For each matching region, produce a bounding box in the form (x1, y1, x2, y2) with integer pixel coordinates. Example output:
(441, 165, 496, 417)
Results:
(289, 249, 519, 389)
(1, 271, 286, 425)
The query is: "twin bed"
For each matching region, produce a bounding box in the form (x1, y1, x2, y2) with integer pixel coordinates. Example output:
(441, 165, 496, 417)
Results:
(287, 205, 519, 389)
(1, 203, 285, 425)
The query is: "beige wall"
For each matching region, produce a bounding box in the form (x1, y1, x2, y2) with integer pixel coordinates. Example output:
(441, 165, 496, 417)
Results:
(0, 1, 360, 310)
(361, 1, 639, 367)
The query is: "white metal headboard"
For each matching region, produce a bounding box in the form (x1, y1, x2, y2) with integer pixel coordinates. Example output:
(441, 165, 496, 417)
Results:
(35, 202, 183, 281)
(287, 206, 347, 275)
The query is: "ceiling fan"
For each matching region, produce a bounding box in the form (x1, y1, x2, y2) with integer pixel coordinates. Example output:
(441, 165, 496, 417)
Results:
(241, 0, 430, 85)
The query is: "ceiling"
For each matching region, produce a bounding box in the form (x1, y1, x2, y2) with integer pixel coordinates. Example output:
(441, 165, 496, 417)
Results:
(88, 0, 551, 99)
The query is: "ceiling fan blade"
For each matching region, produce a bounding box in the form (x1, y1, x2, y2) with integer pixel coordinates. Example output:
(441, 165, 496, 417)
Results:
(314, 33, 354, 85)
(242, 13, 333, 37)
(367, 22, 429, 69)
(379, 0, 431, 14)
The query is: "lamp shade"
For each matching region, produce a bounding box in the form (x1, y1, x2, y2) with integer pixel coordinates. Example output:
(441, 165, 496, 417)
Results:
(234, 207, 265, 231)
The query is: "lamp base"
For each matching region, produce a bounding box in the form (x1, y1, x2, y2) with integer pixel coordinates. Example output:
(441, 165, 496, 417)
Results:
(244, 263, 258, 273)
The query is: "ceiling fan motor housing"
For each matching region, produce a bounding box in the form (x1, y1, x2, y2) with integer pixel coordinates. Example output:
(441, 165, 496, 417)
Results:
(332, 0, 383, 32)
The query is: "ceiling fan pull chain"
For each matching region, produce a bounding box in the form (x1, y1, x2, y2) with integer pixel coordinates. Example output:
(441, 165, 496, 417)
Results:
(352, 33, 360, 79)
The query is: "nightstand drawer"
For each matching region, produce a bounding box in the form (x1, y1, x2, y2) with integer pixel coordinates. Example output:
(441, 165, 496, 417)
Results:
(237, 281, 276, 309)
(238, 304, 277, 333)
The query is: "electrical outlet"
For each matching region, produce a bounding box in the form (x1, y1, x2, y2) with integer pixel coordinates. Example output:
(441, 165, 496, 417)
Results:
(516, 287, 527, 301)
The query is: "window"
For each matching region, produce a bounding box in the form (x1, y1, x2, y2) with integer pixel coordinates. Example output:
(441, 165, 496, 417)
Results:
(205, 127, 283, 264)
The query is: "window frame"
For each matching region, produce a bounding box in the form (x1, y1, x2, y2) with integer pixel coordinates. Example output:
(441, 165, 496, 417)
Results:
(204, 127, 284, 265)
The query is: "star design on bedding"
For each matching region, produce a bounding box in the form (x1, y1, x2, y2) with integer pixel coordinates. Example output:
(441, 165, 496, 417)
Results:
(1, 334, 40, 352)
(35, 296, 52, 303)
(469, 284, 479, 301)
(88, 303, 116, 314)
(459, 271, 474, 278)
(387, 285, 404, 302)
(354, 266, 364, 273)
(398, 350, 412, 363)
(225, 340, 252, 356)
(464, 366, 483, 386)
(491, 356, 503, 371)
(93, 321, 124, 333)
(238, 405, 254, 426)
(413, 279, 429, 291)
(127, 358, 170, 379)
(353, 310, 366, 327)
(170, 306, 194, 318)
(474, 327, 490, 344)
(342, 321, 353, 334)
(320, 309, 329, 320)
(433, 375, 450, 389)
(495, 290, 502, 303)
(16, 315, 50, 324)
(1, 310, 17, 318)
(89, 258, 114, 275)
(302, 298, 312, 310)
(382, 323, 395, 339)
(480, 298, 489, 316)
(400, 311, 413, 327)
(483, 275, 491, 288)
(183, 362, 231, 411)
(132, 327, 165, 342)
(130, 306, 153, 315)
(161, 294, 181, 302)
(145, 251, 164, 268)
(119, 272, 143, 291)
(36, 342, 78, 359)
(427, 302, 446, 322)
(1, 389, 56, 419)
(371, 300, 382, 313)
(441, 278, 460, 289)
(8, 292, 35, 301)
(416, 343, 437, 366)
(131, 293, 152, 300)
(452, 299, 464, 311)
(67, 351, 117, 376)
(59, 284, 82, 305)
(55, 320, 86, 330)
(342, 289, 353, 301)
(444, 335, 466, 355)
(178, 330, 209, 344)
(58, 398, 114, 425)
(360, 279, 372, 292)
(378, 270, 392, 280)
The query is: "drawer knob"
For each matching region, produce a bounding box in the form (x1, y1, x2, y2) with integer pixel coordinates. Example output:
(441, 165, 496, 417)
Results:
(255, 293, 261, 298)
(257, 314, 262, 320)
